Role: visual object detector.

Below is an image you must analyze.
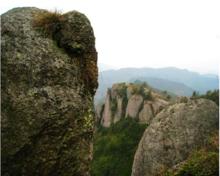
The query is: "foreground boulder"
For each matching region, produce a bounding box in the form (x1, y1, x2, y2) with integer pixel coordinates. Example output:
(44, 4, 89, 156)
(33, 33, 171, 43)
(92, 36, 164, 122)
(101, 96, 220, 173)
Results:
(132, 99, 219, 176)
(1, 7, 97, 176)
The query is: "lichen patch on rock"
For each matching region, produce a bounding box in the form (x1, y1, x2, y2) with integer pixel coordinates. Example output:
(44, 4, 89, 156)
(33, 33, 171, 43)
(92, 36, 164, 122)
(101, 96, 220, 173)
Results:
(1, 7, 98, 176)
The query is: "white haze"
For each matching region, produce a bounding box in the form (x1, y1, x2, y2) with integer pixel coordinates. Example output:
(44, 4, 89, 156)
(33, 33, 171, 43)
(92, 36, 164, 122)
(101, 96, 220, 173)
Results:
(1, 0, 220, 74)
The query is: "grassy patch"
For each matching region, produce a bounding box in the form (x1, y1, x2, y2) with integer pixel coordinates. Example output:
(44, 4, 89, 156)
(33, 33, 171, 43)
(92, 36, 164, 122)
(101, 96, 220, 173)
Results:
(168, 150, 219, 176)
(164, 132, 219, 176)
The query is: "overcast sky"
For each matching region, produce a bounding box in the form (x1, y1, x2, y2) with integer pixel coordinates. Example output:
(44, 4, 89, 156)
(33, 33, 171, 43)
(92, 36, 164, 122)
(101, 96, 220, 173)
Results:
(1, 0, 220, 74)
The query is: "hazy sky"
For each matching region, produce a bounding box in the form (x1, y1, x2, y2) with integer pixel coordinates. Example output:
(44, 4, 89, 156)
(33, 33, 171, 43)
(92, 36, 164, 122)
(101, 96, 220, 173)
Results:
(1, 0, 220, 74)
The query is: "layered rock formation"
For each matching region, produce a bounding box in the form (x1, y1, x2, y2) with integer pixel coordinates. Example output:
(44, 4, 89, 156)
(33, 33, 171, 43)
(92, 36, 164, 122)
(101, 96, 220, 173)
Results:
(131, 99, 219, 176)
(1, 7, 97, 176)
(98, 83, 169, 127)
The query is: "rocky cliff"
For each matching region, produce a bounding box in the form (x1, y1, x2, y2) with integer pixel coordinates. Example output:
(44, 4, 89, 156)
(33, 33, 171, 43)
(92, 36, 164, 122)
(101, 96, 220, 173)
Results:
(131, 98, 219, 176)
(96, 83, 169, 127)
(1, 7, 97, 176)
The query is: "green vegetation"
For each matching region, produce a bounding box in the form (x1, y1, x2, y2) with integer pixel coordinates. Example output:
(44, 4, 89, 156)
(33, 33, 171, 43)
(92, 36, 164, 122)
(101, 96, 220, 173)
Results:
(130, 82, 152, 100)
(143, 89, 152, 100)
(164, 132, 219, 176)
(116, 83, 127, 98)
(109, 83, 128, 118)
(162, 90, 172, 100)
(164, 149, 219, 176)
(91, 118, 147, 176)
(191, 89, 219, 105)
(173, 151, 218, 176)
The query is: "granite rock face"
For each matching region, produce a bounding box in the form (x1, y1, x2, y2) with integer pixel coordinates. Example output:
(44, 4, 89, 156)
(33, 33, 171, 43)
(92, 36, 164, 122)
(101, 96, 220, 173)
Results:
(1, 7, 98, 176)
(131, 99, 219, 176)
(125, 95, 144, 119)
(113, 96, 124, 123)
(101, 89, 112, 127)
(138, 102, 154, 124)
(98, 83, 169, 127)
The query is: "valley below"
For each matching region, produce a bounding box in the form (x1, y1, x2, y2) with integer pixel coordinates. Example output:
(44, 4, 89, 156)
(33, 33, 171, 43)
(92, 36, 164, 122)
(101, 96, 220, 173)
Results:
(93, 81, 219, 176)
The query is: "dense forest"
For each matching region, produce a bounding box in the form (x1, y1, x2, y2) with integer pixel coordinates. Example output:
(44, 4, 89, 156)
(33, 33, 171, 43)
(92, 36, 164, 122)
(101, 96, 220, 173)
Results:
(92, 118, 147, 176)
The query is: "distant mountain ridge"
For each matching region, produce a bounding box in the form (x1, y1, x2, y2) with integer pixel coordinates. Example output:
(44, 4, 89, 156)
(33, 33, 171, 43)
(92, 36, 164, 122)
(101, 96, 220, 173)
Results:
(95, 67, 218, 103)
(130, 77, 194, 96)
(98, 63, 116, 72)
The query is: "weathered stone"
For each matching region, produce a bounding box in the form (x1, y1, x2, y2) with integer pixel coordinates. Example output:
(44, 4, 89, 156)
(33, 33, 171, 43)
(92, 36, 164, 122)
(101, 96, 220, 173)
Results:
(126, 85, 133, 99)
(138, 101, 154, 124)
(95, 103, 104, 122)
(1, 7, 97, 176)
(126, 95, 143, 119)
(111, 84, 120, 99)
(113, 96, 124, 123)
(101, 90, 112, 127)
(97, 83, 170, 126)
(151, 98, 168, 114)
(138, 98, 168, 124)
(132, 99, 219, 176)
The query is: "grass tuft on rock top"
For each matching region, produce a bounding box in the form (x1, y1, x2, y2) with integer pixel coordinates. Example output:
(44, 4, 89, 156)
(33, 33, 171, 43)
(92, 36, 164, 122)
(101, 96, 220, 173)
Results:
(91, 118, 147, 176)
(33, 10, 63, 38)
(33, 9, 98, 95)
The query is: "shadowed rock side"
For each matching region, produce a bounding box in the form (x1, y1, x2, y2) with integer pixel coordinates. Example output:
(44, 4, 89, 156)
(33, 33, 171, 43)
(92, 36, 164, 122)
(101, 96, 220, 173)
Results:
(131, 99, 219, 176)
(1, 7, 98, 176)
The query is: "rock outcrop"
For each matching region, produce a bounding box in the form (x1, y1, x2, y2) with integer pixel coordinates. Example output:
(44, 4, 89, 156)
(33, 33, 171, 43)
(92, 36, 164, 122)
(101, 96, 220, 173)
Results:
(1, 7, 98, 176)
(138, 102, 154, 123)
(131, 99, 219, 176)
(101, 89, 112, 127)
(97, 83, 169, 127)
(113, 96, 124, 123)
(126, 95, 144, 118)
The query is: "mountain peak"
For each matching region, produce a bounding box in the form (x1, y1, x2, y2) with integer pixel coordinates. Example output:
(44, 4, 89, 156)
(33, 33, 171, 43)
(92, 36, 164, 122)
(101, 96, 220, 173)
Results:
(96, 83, 170, 127)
